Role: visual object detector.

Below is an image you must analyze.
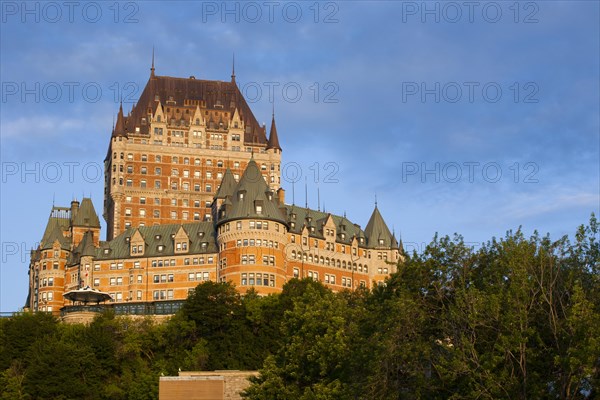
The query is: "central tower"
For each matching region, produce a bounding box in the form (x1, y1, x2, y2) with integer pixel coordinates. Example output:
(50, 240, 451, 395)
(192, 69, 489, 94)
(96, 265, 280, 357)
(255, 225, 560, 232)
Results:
(103, 61, 282, 240)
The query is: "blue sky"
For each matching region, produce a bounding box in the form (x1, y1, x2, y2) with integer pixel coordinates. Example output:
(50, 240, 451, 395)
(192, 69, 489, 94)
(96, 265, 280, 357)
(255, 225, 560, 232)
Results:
(1, 1, 598, 312)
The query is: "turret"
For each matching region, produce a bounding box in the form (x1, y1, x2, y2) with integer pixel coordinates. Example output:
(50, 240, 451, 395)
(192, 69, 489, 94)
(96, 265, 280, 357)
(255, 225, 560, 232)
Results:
(215, 160, 288, 294)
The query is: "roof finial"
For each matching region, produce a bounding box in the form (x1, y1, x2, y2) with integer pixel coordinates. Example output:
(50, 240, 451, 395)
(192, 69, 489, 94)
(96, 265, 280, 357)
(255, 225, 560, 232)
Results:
(151, 46, 155, 78)
(375, 193, 378, 208)
(231, 52, 236, 83)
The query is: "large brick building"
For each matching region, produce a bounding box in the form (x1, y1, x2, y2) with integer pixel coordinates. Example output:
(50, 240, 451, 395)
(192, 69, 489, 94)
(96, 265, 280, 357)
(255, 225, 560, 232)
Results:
(26, 61, 402, 317)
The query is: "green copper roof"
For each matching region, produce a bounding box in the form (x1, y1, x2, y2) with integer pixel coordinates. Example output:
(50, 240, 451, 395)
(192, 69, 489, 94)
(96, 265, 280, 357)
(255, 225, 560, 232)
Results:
(96, 222, 217, 260)
(68, 231, 97, 265)
(72, 198, 101, 228)
(218, 159, 287, 225)
(214, 168, 237, 199)
(364, 206, 395, 248)
(40, 214, 71, 250)
(284, 205, 368, 246)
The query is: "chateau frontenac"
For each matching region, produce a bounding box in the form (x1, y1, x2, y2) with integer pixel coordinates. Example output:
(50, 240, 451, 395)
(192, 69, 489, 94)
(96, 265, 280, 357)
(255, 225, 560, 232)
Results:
(26, 60, 402, 317)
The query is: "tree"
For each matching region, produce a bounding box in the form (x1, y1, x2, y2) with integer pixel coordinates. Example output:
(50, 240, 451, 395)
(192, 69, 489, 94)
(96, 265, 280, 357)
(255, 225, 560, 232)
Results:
(244, 282, 360, 399)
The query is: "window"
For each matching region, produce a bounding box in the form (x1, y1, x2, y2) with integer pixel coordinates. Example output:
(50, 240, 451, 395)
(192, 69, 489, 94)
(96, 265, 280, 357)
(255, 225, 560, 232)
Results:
(94, 278, 100, 286)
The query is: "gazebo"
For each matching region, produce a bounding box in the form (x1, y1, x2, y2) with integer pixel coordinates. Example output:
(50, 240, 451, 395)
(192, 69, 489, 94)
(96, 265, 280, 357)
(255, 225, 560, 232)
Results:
(61, 286, 113, 323)
(64, 286, 112, 304)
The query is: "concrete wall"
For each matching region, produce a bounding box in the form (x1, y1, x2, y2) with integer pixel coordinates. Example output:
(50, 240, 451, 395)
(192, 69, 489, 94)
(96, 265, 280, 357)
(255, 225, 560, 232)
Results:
(159, 371, 258, 400)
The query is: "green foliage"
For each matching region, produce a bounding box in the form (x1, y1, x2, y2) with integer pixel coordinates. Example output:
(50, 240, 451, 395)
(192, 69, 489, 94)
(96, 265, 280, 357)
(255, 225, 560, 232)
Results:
(1, 216, 598, 399)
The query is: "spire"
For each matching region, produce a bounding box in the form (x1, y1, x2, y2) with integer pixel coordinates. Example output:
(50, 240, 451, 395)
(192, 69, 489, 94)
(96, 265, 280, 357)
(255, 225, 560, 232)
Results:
(214, 168, 237, 199)
(267, 105, 282, 151)
(72, 198, 101, 228)
(231, 53, 236, 83)
(114, 102, 125, 136)
(364, 204, 395, 249)
(150, 46, 155, 78)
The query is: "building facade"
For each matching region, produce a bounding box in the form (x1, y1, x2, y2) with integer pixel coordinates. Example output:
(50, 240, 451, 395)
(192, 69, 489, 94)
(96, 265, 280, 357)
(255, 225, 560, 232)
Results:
(27, 63, 402, 316)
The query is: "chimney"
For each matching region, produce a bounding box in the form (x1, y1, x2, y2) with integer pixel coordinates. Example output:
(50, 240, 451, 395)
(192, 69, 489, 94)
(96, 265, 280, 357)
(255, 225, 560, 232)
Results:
(277, 188, 285, 204)
(71, 200, 80, 221)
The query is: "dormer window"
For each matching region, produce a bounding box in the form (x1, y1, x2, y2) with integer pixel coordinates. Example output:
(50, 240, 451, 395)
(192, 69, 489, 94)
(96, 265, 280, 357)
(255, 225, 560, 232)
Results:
(238, 191, 245, 200)
(379, 239, 385, 246)
(255, 200, 263, 215)
(157, 245, 164, 252)
(360, 238, 364, 244)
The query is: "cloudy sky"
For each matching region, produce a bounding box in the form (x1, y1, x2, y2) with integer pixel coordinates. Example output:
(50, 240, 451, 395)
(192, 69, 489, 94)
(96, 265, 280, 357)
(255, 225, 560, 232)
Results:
(1, 1, 598, 313)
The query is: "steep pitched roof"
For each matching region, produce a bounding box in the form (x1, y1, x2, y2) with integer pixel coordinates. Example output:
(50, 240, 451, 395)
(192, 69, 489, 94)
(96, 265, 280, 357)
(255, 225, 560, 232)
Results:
(219, 159, 287, 225)
(39, 216, 70, 250)
(214, 168, 237, 199)
(364, 206, 395, 248)
(284, 205, 367, 246)
(68, 230, 96, 265)
(267, 114, 281, 150)
(96, 222, 217, 260)
(72, 198, 100, 228)
(113, 103, 126, 137)
(121, 73, 266, 144)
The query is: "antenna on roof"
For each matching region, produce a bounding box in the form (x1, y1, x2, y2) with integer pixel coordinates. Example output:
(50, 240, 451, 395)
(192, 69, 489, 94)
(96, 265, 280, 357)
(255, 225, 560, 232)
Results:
(292, 179, 295, 205)
(317, 185, 320, 212)
(151, 46, 155, 77)
(231, 52, 236, 83)
(304, 177, 308, 209)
